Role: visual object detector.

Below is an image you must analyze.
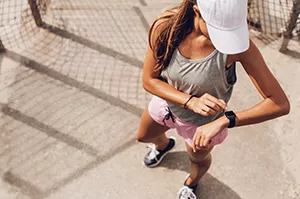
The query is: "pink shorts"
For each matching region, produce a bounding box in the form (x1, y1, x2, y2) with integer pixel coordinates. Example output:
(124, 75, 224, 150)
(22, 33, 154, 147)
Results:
(148, 96, 228, 148)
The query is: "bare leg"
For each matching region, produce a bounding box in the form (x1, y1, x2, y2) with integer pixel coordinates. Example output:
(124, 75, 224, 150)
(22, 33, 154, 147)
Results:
(185, 142, 213, 186)
(136, 108, 170, 150)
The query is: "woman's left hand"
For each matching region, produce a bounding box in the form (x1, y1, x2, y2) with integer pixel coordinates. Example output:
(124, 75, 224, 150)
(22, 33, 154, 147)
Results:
(192, 118, 228, 152)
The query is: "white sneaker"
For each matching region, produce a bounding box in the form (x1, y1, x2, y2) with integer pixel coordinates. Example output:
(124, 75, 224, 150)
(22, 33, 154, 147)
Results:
(177, 186, 197, 199)
(177, 174, 198, 199)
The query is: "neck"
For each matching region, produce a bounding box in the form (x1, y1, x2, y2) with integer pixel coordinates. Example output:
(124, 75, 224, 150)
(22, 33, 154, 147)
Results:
(193, 17, 203, 35)
(186, 32, 213, 50)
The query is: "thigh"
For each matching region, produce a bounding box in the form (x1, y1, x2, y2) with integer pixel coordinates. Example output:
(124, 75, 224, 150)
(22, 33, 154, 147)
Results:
(185, 142, 213, 163)
(136, 108, 170, 141)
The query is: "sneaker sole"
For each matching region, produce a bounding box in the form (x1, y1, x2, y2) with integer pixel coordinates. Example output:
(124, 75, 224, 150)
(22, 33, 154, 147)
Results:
(143, 136, 176, 168)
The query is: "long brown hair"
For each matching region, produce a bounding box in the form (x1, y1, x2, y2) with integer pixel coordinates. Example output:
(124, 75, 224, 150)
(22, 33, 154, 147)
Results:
(149, 0, 197, 72)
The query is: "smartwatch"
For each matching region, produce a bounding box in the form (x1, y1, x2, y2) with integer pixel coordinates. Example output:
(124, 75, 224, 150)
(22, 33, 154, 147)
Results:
(224, 111, 236, 128)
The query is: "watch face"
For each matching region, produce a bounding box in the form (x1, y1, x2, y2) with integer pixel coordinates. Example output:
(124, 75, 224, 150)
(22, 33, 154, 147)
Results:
(225, 111, 234, 117)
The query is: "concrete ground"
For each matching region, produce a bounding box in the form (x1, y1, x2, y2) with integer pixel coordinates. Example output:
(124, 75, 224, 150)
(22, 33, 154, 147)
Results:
(0, 0, 299, 199)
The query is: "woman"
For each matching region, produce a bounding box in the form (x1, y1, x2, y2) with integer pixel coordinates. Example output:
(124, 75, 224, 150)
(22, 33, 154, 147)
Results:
(136, 0, 290, 198)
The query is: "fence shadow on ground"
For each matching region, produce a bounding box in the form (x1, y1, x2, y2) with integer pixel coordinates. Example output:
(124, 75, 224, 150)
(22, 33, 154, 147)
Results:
(158, 151, 242, 199)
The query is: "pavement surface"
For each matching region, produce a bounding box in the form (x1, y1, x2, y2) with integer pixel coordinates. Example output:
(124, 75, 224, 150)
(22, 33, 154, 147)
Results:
(0, 0, 299, 199)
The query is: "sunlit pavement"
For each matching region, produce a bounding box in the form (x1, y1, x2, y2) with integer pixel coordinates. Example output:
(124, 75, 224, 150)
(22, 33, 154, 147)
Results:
(0, 0, 299, 198)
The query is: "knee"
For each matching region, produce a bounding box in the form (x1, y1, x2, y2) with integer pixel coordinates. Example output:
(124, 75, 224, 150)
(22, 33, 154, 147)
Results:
(189, 154, 212, 167)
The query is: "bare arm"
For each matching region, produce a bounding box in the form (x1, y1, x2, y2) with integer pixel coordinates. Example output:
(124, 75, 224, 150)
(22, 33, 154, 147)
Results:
(196, 40, 290, 149)
(142, 45, 191, 107)
(219, 40, 290, 127)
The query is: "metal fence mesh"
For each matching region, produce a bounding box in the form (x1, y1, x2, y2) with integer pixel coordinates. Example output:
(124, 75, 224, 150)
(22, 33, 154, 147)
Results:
(0, 0, 151, 109)
(1, 0, 300, 52)
(0, 1, 150, 196)
(247, 0, 300, 51)
(249, 0, 294, 34)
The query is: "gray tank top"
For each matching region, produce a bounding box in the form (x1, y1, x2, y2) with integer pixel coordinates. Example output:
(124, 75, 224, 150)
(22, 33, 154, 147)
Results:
(160, 48, 237, 126)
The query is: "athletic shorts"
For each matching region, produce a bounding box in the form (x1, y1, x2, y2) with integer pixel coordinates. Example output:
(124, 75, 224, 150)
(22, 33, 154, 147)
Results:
(148, 96, 228, 148)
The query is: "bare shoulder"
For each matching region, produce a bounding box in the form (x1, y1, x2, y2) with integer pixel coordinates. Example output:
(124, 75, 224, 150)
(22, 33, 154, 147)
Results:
(226, 39, 259, 66)
(238, 39, 265, 67)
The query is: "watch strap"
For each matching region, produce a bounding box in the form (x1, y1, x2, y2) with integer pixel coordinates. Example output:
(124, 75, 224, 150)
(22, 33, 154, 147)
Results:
(225, 111, 236, 128)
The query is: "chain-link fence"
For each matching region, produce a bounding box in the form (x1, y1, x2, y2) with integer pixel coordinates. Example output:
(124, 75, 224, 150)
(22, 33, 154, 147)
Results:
(0, 0, 150, 108)
(1, 0, 299, 53)
(248, 0, 300, 51)
(248, 0, 299, 35)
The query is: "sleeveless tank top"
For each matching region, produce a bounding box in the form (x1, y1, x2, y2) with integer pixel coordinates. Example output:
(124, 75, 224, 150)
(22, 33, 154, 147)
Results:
(160, 48, 237, 126)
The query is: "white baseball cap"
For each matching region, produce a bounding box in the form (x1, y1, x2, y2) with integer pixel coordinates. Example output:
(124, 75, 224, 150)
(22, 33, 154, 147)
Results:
(197, 0, 250, 54)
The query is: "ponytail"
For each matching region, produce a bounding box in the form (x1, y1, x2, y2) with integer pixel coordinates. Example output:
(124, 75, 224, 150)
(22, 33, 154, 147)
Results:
(149, 0, 197, 72)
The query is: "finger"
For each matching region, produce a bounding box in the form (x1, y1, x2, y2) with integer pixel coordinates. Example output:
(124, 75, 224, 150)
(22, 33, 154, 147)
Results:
(192, 139, 196, 153)
(201, 106, 217, 115)
(203, 99, 223, 113)
(204, 94, 227, 110)
(192, 135, 197, 153)
(193, 98, 217, 116)
(195, 135, 201, 149)
(200, 109, 210, 116)
(196, 109, 210, 116)
(219, 99, 228, 110)
(198, 103, 214, 115)
(208, 97, 227, 110)
(203, 137, 211, 148)
(199, 135, 205, 147)
(200, 137, 209, 149)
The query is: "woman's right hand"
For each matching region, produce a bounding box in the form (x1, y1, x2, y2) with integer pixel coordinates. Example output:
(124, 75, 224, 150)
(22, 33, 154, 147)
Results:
(186, 93, 227, 116)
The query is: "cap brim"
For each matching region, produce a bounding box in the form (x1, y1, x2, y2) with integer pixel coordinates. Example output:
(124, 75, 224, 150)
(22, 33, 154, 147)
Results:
(207, 23, 250, 54)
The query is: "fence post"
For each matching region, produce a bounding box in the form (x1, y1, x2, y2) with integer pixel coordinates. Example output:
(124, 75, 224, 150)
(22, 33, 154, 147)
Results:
(0, 39, 5, 52)
(280, 0, 300, 52)
(28, 0, 43, 27)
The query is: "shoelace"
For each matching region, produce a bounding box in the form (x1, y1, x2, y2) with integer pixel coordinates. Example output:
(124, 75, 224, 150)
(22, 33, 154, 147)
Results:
(162, 107, 175, 126)
(178, 186, 197, 199)
(146, 144, 160, 161)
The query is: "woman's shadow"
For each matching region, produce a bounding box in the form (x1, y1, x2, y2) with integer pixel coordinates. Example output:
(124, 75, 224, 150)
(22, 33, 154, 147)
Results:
(158, 151, 242, 199)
